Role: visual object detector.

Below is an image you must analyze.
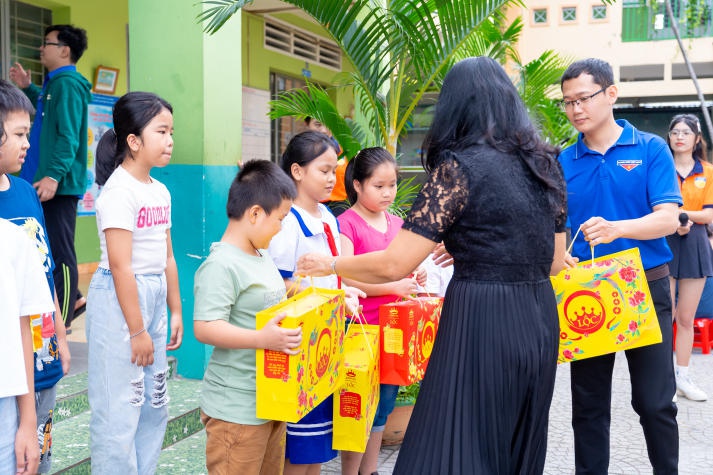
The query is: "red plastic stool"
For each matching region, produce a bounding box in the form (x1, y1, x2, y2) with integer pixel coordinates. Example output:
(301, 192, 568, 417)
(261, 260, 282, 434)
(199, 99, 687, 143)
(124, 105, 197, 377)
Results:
(673, 318, 713, 354)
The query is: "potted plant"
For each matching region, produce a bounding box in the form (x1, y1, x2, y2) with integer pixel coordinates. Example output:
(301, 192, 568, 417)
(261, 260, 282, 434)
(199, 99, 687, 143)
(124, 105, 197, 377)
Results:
(382, 383, 420, 446)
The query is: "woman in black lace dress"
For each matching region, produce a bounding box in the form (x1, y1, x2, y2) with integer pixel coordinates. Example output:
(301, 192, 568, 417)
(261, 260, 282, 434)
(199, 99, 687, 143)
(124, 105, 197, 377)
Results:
(296, 56, 567, 474)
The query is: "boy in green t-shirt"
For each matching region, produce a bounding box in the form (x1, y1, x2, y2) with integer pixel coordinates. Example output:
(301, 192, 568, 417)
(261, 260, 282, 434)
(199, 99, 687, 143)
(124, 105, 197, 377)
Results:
(193, 159, 302, 474)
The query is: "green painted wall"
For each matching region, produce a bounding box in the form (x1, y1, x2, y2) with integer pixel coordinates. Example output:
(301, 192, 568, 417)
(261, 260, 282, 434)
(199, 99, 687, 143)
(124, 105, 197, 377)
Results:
(241, 12, 355, 116)
(129, 0, 242, 378)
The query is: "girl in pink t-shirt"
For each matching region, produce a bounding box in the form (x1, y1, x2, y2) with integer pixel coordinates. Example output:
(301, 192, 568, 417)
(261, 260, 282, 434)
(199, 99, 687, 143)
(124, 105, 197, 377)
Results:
(337, 147, 422, 475)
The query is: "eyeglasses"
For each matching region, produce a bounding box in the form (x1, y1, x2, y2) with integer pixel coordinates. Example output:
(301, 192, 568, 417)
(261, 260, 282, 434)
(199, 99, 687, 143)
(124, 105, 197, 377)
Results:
(42, 41, 66, 47)
(559, 87, 607, 110)
(669, 129, 696, 138)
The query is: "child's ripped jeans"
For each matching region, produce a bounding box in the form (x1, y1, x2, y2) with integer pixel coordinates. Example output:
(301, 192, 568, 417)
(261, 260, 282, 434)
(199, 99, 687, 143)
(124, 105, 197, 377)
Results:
(86, 268, 170, 475)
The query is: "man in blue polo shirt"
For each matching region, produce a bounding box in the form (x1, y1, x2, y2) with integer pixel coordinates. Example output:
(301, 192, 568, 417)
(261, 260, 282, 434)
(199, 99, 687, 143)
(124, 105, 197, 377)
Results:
(559, 58, 681, 474)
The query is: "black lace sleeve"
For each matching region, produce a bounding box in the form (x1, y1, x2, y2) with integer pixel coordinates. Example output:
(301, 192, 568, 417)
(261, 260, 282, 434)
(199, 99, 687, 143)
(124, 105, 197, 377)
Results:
(554, 160, 568, 233)
(403, 154, 469, 243)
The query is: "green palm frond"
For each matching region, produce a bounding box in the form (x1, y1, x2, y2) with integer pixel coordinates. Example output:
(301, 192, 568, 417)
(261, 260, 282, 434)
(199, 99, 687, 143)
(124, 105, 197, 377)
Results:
(514, 50, 576, 145)
(516, 50, 569, 101)
(268, 82, 363, 160)
(453, 11, 522, 64)
(390, 0, 519, 141)
(335, 72, 389, 149)
(199, 0, 514, 155)
(198, 0, 255, 34)
(389, 176, 421, 219)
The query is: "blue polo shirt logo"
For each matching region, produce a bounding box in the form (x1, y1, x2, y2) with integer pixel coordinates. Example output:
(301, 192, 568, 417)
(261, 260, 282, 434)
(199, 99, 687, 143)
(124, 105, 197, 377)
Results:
(617, 160, 642, 171)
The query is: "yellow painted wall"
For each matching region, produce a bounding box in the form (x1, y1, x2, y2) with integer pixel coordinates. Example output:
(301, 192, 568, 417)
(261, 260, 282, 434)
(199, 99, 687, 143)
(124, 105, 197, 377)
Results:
(22, 0, 129, 96)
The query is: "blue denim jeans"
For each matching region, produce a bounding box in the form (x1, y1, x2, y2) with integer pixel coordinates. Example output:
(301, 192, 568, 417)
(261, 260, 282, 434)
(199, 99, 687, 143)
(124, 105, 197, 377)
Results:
(373, 384, 400, 431)
(0, 396, 19, 475)
(87, 268, 169, 475)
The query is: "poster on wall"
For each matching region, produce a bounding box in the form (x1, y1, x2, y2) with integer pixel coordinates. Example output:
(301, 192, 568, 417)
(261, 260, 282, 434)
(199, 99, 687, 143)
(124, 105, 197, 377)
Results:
(242, 86, 271, 162)
(79, 94, 118, 216)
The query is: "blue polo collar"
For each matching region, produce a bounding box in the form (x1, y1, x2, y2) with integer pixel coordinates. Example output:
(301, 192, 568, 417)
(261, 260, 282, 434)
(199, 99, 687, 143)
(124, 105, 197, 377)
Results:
(573, 119, 638, 160)
(678, 159, 704, 181)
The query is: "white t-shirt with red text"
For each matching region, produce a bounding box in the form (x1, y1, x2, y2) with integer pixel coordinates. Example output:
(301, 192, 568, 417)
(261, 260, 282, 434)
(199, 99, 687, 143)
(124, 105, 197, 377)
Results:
(95, 165, 172, 275)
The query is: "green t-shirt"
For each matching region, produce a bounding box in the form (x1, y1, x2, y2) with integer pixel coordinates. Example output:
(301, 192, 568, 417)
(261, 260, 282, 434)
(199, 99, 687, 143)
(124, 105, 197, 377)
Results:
(194, 242, 286, 425)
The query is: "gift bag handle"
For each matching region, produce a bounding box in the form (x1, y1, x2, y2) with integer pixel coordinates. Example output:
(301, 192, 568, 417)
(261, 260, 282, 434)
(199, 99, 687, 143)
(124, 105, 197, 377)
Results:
(567, 226, 596, 265)
(346, 311, 375, 360)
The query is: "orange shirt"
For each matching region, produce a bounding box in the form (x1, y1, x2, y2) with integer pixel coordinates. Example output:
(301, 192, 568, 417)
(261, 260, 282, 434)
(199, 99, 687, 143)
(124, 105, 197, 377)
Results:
(679, 159, 713, 221)
(324, 159, 348, 202)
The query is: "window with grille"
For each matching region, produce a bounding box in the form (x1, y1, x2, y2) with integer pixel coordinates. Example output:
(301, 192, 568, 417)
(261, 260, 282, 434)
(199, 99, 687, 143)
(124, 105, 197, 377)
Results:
(264, 17, 341, 71)
(533, 8, 548, 24)
(270, 72, 308, 163)
(0, 0, 52, 84)
(562, 6, 577, 22)
(592, 5, 607, 20)
(623, 0, 713, 41)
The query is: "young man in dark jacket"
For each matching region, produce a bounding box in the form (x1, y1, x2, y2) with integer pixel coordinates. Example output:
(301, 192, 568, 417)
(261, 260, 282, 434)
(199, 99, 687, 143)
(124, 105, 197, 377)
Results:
(10, 24, 91, 336)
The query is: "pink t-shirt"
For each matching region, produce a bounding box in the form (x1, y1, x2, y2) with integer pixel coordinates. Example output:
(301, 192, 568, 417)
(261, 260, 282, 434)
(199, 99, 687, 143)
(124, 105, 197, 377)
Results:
(338, 208, 404, 324)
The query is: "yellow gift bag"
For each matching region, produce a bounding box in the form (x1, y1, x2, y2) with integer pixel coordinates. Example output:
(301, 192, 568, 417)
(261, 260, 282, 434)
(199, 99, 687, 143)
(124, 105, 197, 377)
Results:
(332, 322, 380, 453)
(551, 247, 662, 364)
(255, 287, 346, 422)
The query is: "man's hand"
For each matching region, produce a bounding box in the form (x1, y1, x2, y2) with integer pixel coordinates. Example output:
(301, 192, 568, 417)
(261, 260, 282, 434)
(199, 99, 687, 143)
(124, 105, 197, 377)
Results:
(581, 216, 620, 246)
(9, 63, 31, 89)
(677, 219, 691, 236)
(33, 177, 59, 202)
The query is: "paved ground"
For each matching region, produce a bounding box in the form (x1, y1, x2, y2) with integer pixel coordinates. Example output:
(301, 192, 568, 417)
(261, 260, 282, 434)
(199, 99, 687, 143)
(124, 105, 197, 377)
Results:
(323, 351, 713, 474)
(71, 271, 713, 474)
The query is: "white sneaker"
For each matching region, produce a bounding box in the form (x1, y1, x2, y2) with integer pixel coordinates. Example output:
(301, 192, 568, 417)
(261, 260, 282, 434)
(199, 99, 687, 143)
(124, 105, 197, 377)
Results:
(676, 375, 708, 401)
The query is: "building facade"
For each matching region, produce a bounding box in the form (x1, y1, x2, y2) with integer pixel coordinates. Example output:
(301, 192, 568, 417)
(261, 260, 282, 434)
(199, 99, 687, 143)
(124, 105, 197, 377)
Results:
(507, 1, 713, 142)
(1, 0, 353, 378)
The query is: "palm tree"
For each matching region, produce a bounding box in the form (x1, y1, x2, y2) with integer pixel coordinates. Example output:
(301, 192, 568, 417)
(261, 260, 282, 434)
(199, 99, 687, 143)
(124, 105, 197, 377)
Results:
(453, 12, 576, 146)
(199, 0, 516, 159)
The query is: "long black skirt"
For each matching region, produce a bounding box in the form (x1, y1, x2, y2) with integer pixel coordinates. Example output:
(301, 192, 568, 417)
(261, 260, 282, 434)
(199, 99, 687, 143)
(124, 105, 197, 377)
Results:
(393, 278, 559, 475)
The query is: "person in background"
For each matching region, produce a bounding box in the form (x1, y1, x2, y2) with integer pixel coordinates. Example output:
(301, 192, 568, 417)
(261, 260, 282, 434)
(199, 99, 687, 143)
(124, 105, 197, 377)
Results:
(305, 117, 349, 217)
(0, 78, 71, 473)
(559, 58, 680, 474)
(666, 113, 713, 401)
(337, 147, 423, 475)
(9, 24, 92, 334)
(296, 56, 567, 474)
(87, 92, 183, 474)
(418, 244, 454, 298)
(194, 160, 301, 474)
(268, 130, 364, 475)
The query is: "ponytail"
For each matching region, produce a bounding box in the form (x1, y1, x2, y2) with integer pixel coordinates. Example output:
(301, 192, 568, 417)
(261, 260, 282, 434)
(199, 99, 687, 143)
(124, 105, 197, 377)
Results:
(95, 129, 121, 186)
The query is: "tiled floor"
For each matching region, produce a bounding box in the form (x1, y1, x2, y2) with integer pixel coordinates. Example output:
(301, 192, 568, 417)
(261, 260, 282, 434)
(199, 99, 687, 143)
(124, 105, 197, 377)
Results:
(70, 268, 713, 474)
